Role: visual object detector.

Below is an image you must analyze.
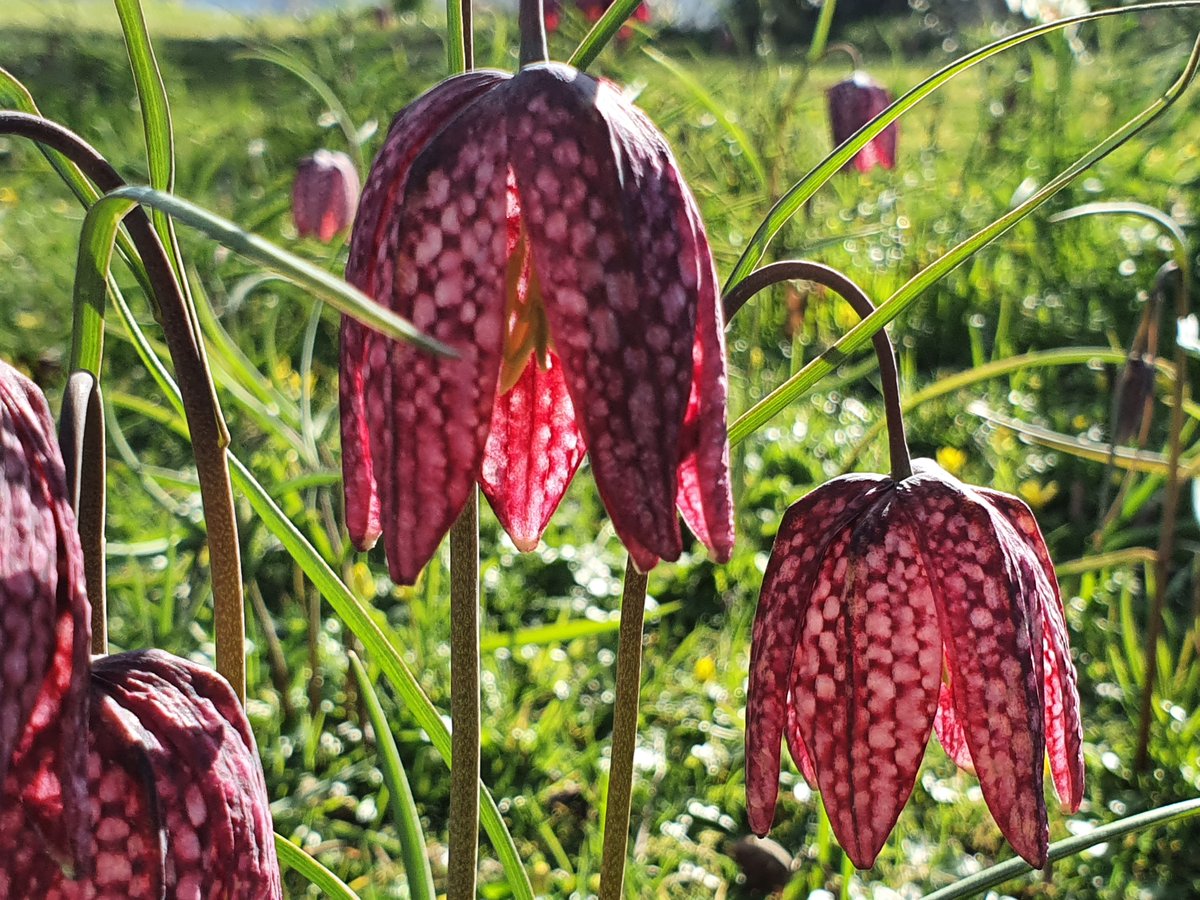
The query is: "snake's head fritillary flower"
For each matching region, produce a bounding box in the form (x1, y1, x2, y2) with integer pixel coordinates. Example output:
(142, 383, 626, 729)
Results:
(0, 360, 91, 875)
(0, 359, 281, 897)
(340, 63, 733, 585)
(293, 149, 361, 243)
(827, 72, 897, 173)
(746, 459, 1083, 869)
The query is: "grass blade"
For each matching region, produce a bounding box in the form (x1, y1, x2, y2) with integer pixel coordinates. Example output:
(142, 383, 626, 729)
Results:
(237, 48, 365, 173)
(480, 601, 681, 651)
(80, 185, 453, 357)
(102, 289, 534, 900)
(348, 652, 436, 900)
(568, 0, 643, 71)
(641, 47, 767, 188)
(728, 30, 1200, 446)
(275, 834, 361, 899)
(921, 798, 1200, 900)
(722, 1, 1200, 292)
(112, 0, 188, 284)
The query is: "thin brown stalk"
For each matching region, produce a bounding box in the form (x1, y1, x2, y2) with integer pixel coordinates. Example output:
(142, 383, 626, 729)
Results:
(0, 111, 246, 698)
(448, 491, 481, 900)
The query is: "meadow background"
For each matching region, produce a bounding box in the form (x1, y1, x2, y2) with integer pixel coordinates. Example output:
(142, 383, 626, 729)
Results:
(1, 0, 1199, 896)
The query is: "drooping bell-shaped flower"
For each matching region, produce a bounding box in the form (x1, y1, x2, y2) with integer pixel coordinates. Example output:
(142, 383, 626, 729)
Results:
(292, 149, 361, 243)
(340, 62, 733, 585)
(746, 458, 1084, 869)
(0, 359, 281, 897)
(827, 72, 897, 173)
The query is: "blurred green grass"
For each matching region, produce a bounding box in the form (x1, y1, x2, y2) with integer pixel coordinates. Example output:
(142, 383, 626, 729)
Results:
(2, 4, 1200, 897)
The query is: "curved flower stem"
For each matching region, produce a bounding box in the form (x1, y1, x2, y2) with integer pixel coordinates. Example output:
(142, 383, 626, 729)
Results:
(1136, 260, 1190, 771)
(724, 260, 912, 481)
(59, 370, 107, 654)
(822, 42, 864, 71)
(448, 490, 481, 900)
(519, 0, 549, 67)
(0, 111, 246, 698)
(598, 557, 649, 900)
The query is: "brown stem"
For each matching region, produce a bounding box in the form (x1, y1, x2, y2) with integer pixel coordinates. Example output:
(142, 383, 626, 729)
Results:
(724, 260, 912, 481)
(519, 0, 548, 67)
(448, 491, 481, 900)
(248, 579, 295, 722)
(0, 111, 246, 699)
(1136, 261, 1188, 771)
(58, 371, 107, 654)
(823, 41, 864, 72)
(462, 0, 474, 70)
(598, 558, 649, 900)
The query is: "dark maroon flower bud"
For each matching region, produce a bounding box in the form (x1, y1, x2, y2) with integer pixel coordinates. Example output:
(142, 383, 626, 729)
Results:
(1111, 353, 1155, 444)
(746, 459, 1083, 869)
(0, 359, 281, 897)
(292, 150, 361, 243)
(827, 72, 897, 173)
(340, 63, 733, 584)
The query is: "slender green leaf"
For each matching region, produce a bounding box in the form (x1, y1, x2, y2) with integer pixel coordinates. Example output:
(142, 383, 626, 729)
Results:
(446, 0, 467, 74)
(568, 0, 643, 71)
(112, 0, 188, 284)
(723, 1, 1200, 292)
(728, 30, 1200, 445)
(237, 49, 365, 173)
(921, 798, 1200, 900)
(839, 347, 1168, 470)
(348, 653, 436, 900)
(1055, 547, 1159, 577)
(641, 47, 766, 187)
(274, 834, 360, 899)
(103, 288, 533, 900)
(0, 66, 158, 315)
(481, 601, 682, 651)
(79, 185, 453, 358)
(967, 402, 1200, 477)
(807, 0, 839, 62)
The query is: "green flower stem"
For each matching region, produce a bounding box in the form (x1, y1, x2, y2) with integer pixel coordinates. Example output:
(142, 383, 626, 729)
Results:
(724, 260, 911, 481)
(807, 0, 839, 63)
(448, 491, 481, 900)
(598, 558, 649, 900)
(58, 371, 107, 654)
(0, 111, 246, 699)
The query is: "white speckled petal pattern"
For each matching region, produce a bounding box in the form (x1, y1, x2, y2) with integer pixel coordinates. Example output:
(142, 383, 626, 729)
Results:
(974, 487, 1084, 812)
(601, 91, 733, 565)
(745, 473, 891, 836)
(363, 85, 513, 584)
(897, 470, 1050, 868)
(790, 502, 942, 869)
(0, 360, 91, 876)
(341, 71, 509, 556)
(509, 64, 696, 571)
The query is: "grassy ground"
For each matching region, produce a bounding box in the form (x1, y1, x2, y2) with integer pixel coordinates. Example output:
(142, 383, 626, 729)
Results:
(2, 4, 1200, 897)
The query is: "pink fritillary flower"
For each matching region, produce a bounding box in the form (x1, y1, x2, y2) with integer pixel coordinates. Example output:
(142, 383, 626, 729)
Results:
(293, 149, 361, 243)
(0, 359, 280, 897)
(746, 458, 1084, 869)
(827, 72, 897, 173)
(340, 63, 733, 584)
(543, 0, 650, 36)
